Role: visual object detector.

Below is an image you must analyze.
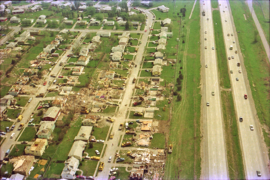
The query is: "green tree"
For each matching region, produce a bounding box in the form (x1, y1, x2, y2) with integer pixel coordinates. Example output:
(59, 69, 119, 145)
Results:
(125, 21, 130, 30)
(177, 94, 182, 101)
(86, 6, 96, 16)
(95, 14, 103, 21)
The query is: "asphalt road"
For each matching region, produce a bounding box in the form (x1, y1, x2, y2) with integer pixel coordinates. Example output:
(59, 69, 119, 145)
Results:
(247, 0, 270, 61)
(219, 1, 270, 179)
(96, 8, 154, 180)
(201, 0, 229, 179)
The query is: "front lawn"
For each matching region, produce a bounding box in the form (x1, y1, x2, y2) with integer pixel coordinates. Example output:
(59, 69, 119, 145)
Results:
(143, 62, 153, 68)
(92, 125, 110, 140)
(103, 106, 117, 114)
(140, 70, 152, 77)
(79, 160, 98, 176)
(18, 127, 36, 141)
(123, 54, 133, 60)
(43, 163, 65, 179)
(126, 46, 136, 53)
(9, 144, 28, 157)
(150, 133, 165, 149)
(6, 109, 21, 119)
(0, 121, 13, 132)
(15, 97, 29, 106)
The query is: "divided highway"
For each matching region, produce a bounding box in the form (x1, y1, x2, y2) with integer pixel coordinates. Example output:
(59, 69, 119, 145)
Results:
(201, 0, 229, 179)
(218, 0, 270, 179)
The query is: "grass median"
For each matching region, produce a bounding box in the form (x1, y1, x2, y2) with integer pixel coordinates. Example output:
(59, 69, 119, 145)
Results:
(221, 91, 245, 179)
(212, 10, 231, 88)
(230, 0, 270, 157)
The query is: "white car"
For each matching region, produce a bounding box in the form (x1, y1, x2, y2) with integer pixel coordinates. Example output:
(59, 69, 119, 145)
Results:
(108, 156, 112, 163)
(250, 125, 254, 131)
(95, 150, 100, 155)
(206, 102, 210, 106)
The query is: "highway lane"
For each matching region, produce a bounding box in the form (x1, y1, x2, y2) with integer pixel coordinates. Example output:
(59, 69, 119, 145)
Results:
(201, 0, 229, 179)
(219, 1, 270, 179)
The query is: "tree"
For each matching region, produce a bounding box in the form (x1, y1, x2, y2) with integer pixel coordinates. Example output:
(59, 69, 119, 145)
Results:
(38, 110, 43, 116)
(179, 73, 183, 80)
(177, 94, 182, 101)
(177, 86, 182, 91)
(86, 6, 96, 16)
(74, 1, 80, 10)
(133, 0, 140, 7)
(125, 21, 130, 30)
(95, 14, 103, 21)
(59, 23, 65, 30)
(41, 2, 50, 9)
(89, 142, 93, 149)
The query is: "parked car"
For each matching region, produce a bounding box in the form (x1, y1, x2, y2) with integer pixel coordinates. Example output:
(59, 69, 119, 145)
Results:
(206, 102, 210, 106)
(250, 125, 254, 131)
(58, 76, 63, 78)
(236, 78, 239, 81)
(43, 81, 47, 86)
(256, 171, 261, 177)
(95, 150, 100, 155)
(67, 54, 73, 57)
(37, 106, 43, 110)
(231, 56, 234, 59)
(2, 34, 6, 36)
(116, 157, 125, 162)
(211, 92, 215, 96)
(238, 70, 241, 73)
(228, 57, 231, 60)
(108, 156, 112, 163)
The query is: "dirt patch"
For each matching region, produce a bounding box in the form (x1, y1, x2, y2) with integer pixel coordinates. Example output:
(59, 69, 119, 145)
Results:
(243, 14, 247, 20)
(156, 119, 170, 143)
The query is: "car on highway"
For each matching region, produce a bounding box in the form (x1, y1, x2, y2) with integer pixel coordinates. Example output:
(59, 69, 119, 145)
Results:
(228, 57, 231, 60)
(231, 56, 234, 59)
(239, 117, 243, 122)
(43, 81, 47, 86)
(250, 125, 254, 131)
(211, 92, 215, 96)
(256, 171, 261, 177)
(206, 102, 209, 106)
(236, 78, 239, 81)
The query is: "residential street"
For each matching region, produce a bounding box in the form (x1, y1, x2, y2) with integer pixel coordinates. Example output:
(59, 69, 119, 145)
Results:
(95, 8, 154, 180)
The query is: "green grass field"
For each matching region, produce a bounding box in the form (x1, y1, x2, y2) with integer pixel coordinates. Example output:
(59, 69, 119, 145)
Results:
(114, 167, 130, 179)
(211, 0, 219, 8)
(150, 133, 165, 149)
(0, 86, 11, 98)
(43, 163, 65, 178)
(230, 0, 270, 157)
(79, 160, 98, 176)
(18, 127, 36, 142)
(92, 125, 110, 140)
(143, 62, 153, 68)
(6, 109, 21, 119)
(212, 10, 231, 88)
(252, 1, 270, 45)
(15, 97, 29, 107)
(163, 1, 201, 179)
(0, 121, 13, 132)
(9, 144, 28, 157)
(221, 91, 245, 179)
